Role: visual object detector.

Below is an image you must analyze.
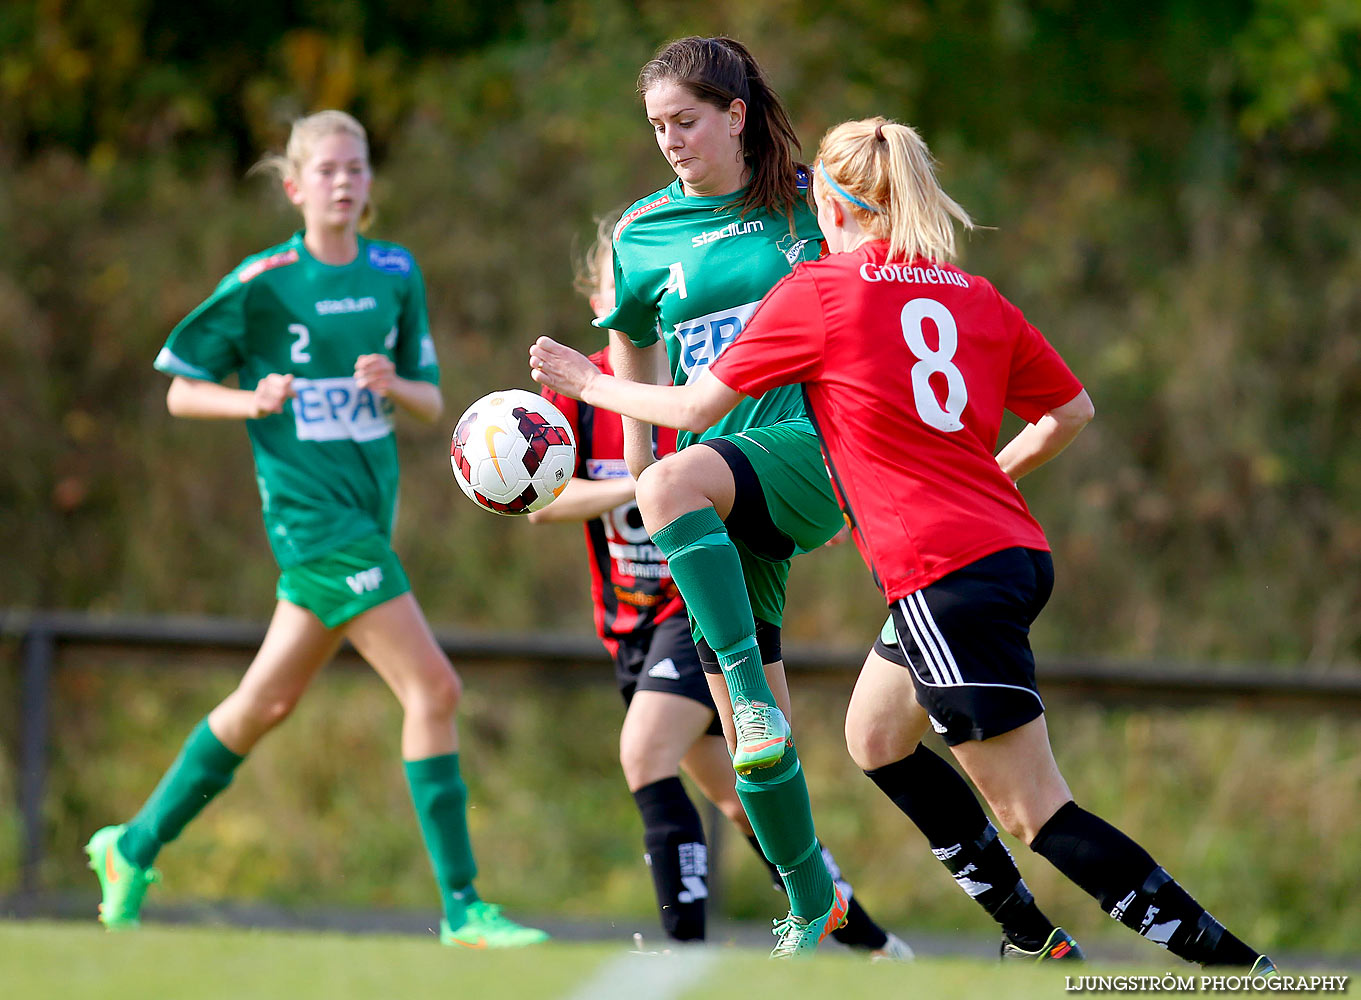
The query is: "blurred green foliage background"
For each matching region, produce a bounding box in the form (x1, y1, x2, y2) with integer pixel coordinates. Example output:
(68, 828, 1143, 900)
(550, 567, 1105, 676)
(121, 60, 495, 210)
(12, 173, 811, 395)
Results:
(2, 0, 1360, 955)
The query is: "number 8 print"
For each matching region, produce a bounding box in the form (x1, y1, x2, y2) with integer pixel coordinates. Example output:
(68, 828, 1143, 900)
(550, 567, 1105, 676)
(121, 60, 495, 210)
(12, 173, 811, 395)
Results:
(901, 297, 967, 432)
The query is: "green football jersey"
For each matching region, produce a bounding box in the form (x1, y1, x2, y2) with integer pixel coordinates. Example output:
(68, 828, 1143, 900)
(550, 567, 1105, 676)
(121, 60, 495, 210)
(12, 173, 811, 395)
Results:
(596, 177, 825, 452)
(155, 231, 439, 568)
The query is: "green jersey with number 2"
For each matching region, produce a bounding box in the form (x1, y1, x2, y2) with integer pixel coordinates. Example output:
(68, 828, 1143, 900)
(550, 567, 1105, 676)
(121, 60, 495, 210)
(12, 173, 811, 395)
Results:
(155, 231, 439, 568)
(596, 177, 825, 452)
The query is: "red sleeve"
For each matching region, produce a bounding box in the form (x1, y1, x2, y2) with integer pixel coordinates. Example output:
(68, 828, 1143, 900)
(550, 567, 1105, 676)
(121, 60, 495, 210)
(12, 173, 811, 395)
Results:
(998, 293, 1084, 423)
(708, 268, 827, 397)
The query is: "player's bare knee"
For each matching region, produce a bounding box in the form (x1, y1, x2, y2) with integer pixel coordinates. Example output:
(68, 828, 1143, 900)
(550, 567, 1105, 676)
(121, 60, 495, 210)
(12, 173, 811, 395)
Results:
(845, 719, 895, 771)
(636, 460, 701, 529)
(419, 666, 462, 718)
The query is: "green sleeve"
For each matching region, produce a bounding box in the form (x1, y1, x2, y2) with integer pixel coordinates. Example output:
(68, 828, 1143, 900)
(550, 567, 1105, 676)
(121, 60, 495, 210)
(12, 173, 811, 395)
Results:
(154, 272, 247, 382)
(394, 258, 439, 384)
(593, 239, 661, 348)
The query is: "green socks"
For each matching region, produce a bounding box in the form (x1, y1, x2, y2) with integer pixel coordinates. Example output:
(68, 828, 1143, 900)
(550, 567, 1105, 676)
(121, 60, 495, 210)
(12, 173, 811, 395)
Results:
(650, 508, 770, 700)
(119, 717, 244, 869)
(405, 753, 480, 927)
(734, 744, 834, 919)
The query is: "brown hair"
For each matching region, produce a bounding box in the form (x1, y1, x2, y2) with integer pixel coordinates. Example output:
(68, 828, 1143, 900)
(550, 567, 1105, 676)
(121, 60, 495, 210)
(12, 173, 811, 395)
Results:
(250, 110, 375, 231)
(637, 36, 805, 226)
(815, 116, 974, 264)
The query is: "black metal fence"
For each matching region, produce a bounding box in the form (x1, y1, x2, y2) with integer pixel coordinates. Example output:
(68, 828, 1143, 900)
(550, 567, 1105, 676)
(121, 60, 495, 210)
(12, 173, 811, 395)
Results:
(5, 607, 1361, 909)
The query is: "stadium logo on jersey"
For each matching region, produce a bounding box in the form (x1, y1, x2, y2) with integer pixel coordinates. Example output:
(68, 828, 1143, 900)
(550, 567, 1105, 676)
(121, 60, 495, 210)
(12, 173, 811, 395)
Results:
(613, 194, 671, 241)
(315, 296, 378, 315)
(860, 262, 969, 287)
(691, 219, 764, 247)
(291, 376, 394, 443)
(238, 248, 299, 283)
(672, 300, 759, 378)
(367, 245, 412, 275)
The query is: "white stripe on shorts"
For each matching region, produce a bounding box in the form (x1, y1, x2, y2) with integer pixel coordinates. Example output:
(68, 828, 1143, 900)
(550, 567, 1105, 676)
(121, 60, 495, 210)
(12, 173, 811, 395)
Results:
(898, 594, 954, 686)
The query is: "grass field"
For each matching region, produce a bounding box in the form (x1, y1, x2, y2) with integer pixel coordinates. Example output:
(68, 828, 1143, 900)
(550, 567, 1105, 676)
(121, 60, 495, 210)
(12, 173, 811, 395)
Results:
(0, 920, 1171, 1000)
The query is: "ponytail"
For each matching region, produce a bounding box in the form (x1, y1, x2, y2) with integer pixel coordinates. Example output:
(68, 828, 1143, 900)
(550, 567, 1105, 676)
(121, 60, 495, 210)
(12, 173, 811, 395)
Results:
(814, 117, 973, 264)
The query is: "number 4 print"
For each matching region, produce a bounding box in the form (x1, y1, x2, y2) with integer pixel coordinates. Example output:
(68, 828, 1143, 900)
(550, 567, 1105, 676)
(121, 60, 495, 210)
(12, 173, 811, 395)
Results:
(664, 262, 688, 300)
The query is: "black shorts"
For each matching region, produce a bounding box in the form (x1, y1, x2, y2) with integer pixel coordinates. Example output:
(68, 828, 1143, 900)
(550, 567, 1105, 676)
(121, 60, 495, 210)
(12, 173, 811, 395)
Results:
(611, 613, 723, 737)
(695, 618, 784, 675)
(879, 547, 1054, 746)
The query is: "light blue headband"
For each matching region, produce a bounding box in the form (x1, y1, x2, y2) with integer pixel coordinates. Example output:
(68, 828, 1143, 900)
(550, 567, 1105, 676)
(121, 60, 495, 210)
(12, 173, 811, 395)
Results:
(818, 162, 880, 214)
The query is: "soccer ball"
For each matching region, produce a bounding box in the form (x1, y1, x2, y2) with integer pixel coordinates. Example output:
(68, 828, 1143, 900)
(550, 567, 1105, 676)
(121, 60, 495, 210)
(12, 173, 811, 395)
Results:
(450, 389, 576, 515)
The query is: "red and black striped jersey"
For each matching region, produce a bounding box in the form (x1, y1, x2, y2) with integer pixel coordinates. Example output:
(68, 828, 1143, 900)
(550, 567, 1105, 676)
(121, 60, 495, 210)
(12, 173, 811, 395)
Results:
(541, 350, 683, 648)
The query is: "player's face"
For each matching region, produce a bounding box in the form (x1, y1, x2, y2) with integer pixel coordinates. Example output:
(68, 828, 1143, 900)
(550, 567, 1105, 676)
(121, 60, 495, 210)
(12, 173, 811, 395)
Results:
(644, 80, 746, 197)
(289, 132, 371, 233)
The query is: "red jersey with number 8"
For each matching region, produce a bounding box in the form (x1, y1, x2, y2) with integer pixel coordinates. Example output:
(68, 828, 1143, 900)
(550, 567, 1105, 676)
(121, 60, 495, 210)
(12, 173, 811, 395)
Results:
(708, 241, 1083, 602)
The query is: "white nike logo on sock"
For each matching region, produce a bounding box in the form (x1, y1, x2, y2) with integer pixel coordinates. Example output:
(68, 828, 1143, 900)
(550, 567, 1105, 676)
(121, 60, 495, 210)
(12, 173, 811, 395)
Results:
(723, 656, 749, 672)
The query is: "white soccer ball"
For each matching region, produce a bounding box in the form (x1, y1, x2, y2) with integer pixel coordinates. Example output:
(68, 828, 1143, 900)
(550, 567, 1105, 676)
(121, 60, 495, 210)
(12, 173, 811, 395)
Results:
(450, 388, 577, 515)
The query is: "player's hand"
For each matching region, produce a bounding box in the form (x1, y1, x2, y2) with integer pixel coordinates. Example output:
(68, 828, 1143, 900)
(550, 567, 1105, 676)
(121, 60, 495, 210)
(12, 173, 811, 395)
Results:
(252, 373, 295, 417)
(354, 353, 397, 396)
(529, 336, 599, 399)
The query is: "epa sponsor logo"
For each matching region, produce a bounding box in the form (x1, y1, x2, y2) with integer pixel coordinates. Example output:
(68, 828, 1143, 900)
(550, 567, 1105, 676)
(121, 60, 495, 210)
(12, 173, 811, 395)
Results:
(673, 300, 759, 378)
(367, 245, 412, 275)
(316, 296, 378, 315)
(291, 376, 394, 443)
(691, 219, 764, 248)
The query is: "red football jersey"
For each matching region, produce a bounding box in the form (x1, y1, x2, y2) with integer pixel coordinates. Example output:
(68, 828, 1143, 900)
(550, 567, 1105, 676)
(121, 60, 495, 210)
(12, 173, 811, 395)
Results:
(708, 241, 1083, 602)
(542, 350, 682, 652)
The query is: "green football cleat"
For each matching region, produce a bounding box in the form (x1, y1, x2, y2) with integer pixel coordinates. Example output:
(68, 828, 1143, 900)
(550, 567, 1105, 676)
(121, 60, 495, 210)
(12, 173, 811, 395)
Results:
(85, 824, 159, 930)
(770, 883, 849, 959)
(440, 902, 549, 949)
(1000, 927, 1085, 962)
(731, 697, 791, 774)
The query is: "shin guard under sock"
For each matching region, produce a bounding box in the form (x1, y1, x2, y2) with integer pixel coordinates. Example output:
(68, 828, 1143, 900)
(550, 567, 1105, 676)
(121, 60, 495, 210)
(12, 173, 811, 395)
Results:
(1031, 801, 1258, 966)
(734, 746, 831, 918)
(119, 717, 244, 868)
(405, 753, 480, 928)
(866, 745, 1054, 950)
(633, 777, 708, 942)
(650, 509, 770, 700)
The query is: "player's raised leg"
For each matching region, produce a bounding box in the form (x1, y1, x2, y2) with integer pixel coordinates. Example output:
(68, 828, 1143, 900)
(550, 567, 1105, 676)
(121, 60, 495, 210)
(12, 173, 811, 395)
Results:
(88, 599, 340, 929)
(346, 592, 547, 948)
(640, 449, 791, 775)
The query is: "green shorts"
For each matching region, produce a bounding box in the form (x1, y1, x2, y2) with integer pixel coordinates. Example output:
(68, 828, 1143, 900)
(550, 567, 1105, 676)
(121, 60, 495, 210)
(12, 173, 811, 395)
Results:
(276, 534, 411, 628)
(700, 422, 845, 630)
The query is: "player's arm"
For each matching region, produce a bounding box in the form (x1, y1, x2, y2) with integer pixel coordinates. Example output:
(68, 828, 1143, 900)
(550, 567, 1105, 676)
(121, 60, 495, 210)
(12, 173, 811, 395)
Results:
(526, 475, 638, 524)
(996, 389, 1094, 482)
(530, 335, 742, 435)
(355, 353, 443, 424)
(166, 374, 295, 420)
(606, 331, 669, 479)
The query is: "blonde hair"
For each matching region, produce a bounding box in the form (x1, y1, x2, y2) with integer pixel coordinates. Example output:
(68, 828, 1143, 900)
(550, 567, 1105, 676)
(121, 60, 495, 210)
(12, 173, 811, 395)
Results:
(814, 117, 973, 264)
(573, 213, 618, 300)
(251, 110, 375, 231)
